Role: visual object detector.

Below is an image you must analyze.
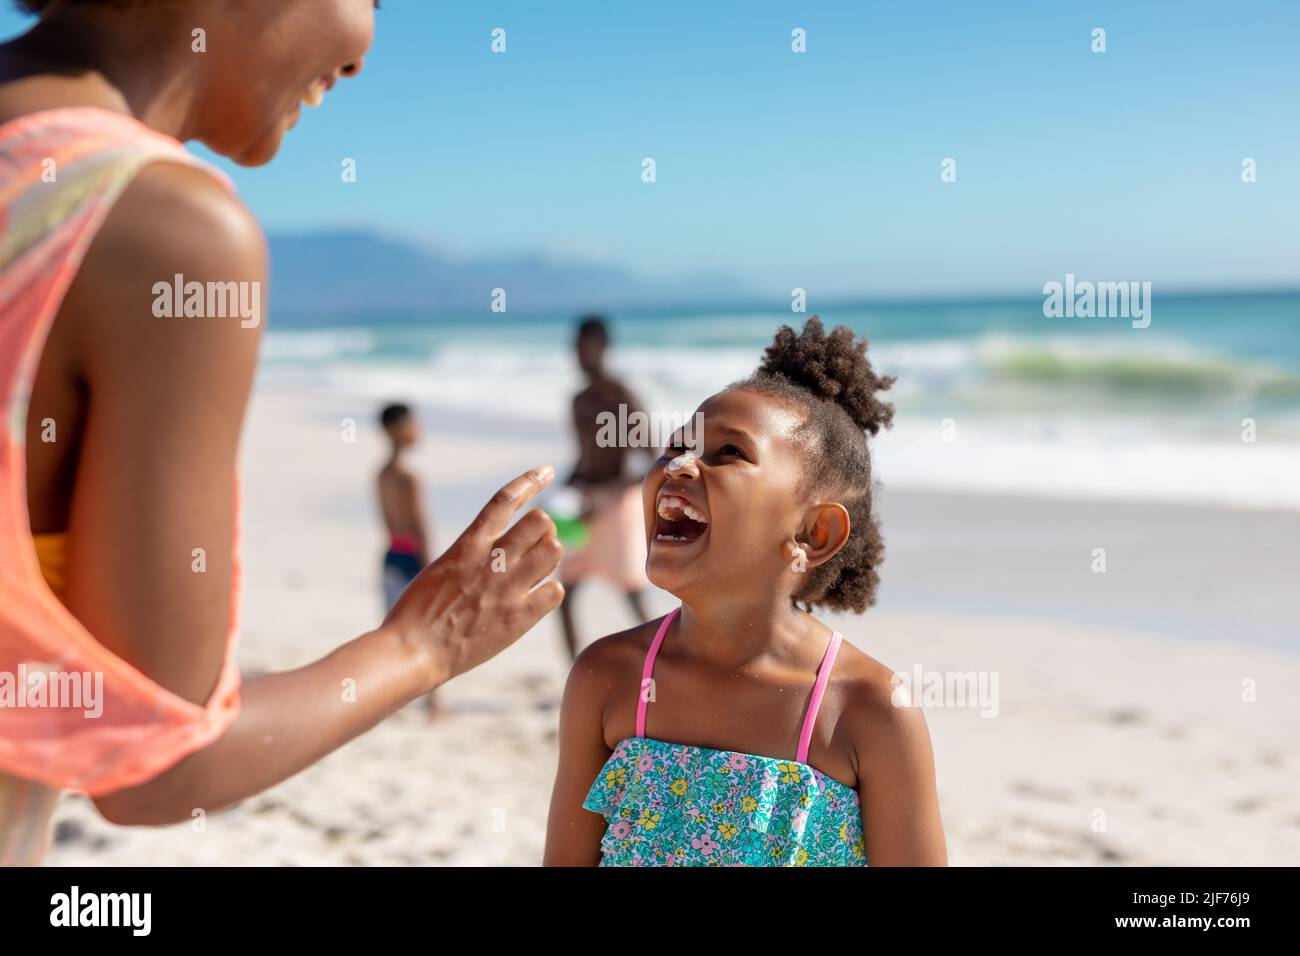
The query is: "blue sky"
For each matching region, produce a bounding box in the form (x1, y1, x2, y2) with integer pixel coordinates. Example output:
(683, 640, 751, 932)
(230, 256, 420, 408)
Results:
(3, 0, 1298, 297)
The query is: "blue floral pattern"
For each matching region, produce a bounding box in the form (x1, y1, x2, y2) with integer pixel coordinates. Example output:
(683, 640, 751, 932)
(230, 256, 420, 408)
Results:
(583, 736, 867, 866)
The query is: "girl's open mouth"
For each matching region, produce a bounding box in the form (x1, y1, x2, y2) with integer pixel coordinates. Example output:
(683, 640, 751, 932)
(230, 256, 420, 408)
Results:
(654, 492, 709, 544)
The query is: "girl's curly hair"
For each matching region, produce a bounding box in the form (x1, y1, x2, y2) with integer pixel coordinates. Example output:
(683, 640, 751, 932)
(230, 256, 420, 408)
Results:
(732, 316, 895, 613)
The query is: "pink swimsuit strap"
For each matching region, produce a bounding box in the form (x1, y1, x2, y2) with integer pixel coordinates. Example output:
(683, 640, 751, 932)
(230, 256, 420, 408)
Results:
(796, 629, 843, 764)
(634, 608, 677, 738)
(634, 607, 844, 765)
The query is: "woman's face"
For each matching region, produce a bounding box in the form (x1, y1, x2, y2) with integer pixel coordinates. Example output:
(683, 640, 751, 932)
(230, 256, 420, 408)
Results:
(643, 388, 811, 604)
(201, 0, 376, 165)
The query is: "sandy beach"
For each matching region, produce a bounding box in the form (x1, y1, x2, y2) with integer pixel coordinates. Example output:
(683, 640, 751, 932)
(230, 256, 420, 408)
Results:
(43, 376, 1300, 866)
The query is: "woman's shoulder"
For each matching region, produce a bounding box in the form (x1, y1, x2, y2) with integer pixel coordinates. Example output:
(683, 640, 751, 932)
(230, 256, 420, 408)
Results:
(62, 168, 261, 392)
(0, 101, 264, 288)
(55, 159, 268, 452)
(107, 162, 264, 269)
(73, 161, 266, 351)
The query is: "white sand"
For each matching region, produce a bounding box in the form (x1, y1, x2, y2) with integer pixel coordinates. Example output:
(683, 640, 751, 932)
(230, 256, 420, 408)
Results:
(42, 379, 1300, 866)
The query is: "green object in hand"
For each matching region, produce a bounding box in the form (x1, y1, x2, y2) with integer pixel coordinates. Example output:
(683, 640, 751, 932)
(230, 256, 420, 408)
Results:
(549, 511, 589, 548)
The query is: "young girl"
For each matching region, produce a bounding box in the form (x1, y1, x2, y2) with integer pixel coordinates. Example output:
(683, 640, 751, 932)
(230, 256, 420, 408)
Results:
(544, 317, 947, 866)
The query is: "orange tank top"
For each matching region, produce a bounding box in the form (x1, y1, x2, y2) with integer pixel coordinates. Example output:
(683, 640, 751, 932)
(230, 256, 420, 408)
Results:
(0, 107, 243, 798)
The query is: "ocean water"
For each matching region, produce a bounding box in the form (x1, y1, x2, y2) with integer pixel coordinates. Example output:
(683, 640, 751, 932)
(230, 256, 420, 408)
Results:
(261, 291, 1300, 510)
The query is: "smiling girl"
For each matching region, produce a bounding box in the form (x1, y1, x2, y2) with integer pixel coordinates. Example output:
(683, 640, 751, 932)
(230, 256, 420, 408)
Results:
(544, 317, 947, 866)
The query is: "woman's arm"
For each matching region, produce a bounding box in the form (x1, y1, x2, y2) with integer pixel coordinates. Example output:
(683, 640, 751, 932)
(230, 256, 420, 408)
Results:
(95, 627, 427, 823)
(853, 688, 948, 866)
(98, 480, 563, 825)
(50, 164, 564, 823)
(543, 640, 618, 865)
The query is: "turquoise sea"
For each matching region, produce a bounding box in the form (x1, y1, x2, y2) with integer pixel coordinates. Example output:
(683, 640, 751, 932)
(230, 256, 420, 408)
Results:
(262, 290, 1300, 509)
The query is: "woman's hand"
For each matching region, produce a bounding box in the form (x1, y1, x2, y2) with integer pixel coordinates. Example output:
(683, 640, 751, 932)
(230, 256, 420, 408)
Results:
(382, 465, 566, 691)
(93, 465, 566, 826)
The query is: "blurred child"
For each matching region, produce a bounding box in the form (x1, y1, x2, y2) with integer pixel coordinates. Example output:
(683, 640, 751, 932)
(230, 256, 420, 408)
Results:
(376, 403, 437, 714)
(544, 318, 946, 866)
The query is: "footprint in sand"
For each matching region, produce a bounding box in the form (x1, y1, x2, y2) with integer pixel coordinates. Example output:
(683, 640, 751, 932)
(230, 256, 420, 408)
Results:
(1006, 815, 1127, 864)
(515, 672, 551, 693)
(1082, 832, 1126, 863)
(1088, 780, 1139, 800)
(1148, 805, 1199, 826)
(1256, 749, 1284, 768)
(250, 796, 286, 815)
(1229, 796, 1266, 814)
(52, 819, 112, 852)
(1104, 708, 1147, 726)
(1010, 780, 1074, 803)
(451, 699, 511, 715)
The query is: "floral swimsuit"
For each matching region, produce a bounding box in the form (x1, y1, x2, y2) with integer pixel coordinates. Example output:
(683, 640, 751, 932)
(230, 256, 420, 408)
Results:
(583, 609, 868, 866)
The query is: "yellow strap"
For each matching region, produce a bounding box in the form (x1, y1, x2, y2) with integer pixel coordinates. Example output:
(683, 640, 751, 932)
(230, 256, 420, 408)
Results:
(30, 532, 67, 598)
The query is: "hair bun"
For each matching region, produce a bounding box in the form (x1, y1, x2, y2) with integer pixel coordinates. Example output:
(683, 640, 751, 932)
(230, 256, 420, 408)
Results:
(756, 316, 895, 435)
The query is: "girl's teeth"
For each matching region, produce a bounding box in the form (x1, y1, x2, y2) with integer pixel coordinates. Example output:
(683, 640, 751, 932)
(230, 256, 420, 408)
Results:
(302, 85, 325, 108)
(656, 494, 708, 523)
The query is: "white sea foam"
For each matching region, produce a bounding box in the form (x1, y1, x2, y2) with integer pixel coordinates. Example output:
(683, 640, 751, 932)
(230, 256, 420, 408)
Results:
(878, 420, 1300, 511)
(260, 318, 1300, 510)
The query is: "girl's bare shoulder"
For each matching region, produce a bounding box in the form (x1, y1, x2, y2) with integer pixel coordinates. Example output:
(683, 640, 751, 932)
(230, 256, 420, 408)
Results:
(558, 617, 666, 747)
(569, 616, 666, 687)
(829, 637, 933, 756)
(832, 638, 900, 706)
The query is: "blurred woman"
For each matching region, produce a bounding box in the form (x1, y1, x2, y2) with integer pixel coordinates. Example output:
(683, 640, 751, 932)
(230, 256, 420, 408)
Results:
(556, 317, 650, 658)
(0, 0, 564, 864)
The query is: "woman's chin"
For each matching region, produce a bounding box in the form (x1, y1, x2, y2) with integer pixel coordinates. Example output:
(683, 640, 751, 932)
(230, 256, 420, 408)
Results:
(223, 118, 290, 168)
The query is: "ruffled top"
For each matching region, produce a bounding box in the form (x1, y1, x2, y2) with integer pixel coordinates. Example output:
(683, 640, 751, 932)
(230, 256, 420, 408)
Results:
(583, 736, 867, 866)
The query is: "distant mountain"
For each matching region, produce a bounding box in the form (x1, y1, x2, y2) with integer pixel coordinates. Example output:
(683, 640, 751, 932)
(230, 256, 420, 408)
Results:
(266, 230, 751, 323)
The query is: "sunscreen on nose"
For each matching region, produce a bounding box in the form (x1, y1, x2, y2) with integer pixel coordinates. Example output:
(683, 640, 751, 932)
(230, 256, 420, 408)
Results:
(666, 452, 697, 472)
